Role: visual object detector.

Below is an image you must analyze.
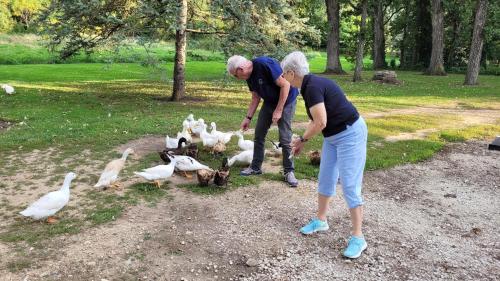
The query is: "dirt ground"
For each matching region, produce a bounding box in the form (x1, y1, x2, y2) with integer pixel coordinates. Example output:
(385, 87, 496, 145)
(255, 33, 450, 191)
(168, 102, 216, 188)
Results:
(1, 139, 498, 281)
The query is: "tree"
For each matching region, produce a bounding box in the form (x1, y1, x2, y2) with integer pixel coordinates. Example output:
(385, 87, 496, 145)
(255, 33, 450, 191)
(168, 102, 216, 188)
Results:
(465, 0, 488, 85)
(372, 0, 387, 69)
(325, 0, 346, 74)
(426, 0, 446, 75)
(414, 0, 432, 68)
(41, 0, 319, 100)
(171, 0, 187, 101)
(353, 0, 368, 82)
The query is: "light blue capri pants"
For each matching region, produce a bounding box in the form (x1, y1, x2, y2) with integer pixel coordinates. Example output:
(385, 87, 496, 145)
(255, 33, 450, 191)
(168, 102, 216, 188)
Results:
(317, 117, 368, 209)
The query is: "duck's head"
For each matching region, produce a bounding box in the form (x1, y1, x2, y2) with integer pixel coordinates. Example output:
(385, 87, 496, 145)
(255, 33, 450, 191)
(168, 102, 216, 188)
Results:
(187, 114, 194, 121)
(124, 147, 135, 154)
(66, 172, 77, 181)
(182, 120, 190, 128)
(1, 84, 6, 89)
(210, 122, 216, 129)
(235, 131, 243, 138)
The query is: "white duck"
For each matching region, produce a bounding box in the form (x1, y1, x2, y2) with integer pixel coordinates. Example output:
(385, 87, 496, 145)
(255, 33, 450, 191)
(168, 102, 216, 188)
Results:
(19, 172, 77, 223)
(190, 118, 205, 136)
(166, 135, 187, 149)
(200, 124, 219, 147)
(94, 148, 134, 190)
(228, 150, 254, 167)
(177, 120, 193, 143)
(134, 155, 177, 188)
(1, 84, 15, 95)
(169, 155, 213, 178)
(235, 131, 254, 151)
(210, 122, 234, 144)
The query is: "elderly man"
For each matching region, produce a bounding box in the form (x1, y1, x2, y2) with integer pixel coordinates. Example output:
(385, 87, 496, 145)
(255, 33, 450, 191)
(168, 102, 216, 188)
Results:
(227, 55, 299, 187)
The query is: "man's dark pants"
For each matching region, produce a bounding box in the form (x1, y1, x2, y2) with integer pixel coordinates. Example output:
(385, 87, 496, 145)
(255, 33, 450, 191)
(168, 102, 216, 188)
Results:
(250, 100, 296, 173)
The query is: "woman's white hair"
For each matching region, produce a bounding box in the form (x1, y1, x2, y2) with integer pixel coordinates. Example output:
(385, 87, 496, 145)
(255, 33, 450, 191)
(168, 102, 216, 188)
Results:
(281, 51, 310, 77)
(227, 55, 249, 73)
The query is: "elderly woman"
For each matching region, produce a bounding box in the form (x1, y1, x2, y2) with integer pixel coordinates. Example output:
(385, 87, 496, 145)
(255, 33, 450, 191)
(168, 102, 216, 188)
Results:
(282, 51, 368, 259)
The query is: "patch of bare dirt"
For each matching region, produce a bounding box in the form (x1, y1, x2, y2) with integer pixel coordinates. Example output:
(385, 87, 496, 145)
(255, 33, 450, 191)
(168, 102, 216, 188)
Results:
(0, 119, 13, 132)
(1, 141, 498, 280)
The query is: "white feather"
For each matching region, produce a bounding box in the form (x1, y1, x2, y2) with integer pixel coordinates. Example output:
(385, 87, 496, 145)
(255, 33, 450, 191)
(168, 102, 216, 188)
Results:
(235, 131, 254, 151)
(228, 150, 254, 167)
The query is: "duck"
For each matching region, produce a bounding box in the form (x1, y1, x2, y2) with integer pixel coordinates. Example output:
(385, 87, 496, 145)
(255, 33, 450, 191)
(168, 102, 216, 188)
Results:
(20, 172, 77, 223)
(177, 120, 193, 143)
(166, 135, 187, 149)
(134, 155, 177, 188)
(197, 169, 215, 186)
(94, 148, 134, 190)
(268, 140, 283, 157)
(210, 122, 234, 144)
(165, 137, 187, 154)
(235, 131, 254, 151)
(228, 150, 253, 167)
(159, 152, 212, 178)
(214, 157, 230, 187)
(308, 150, 321, 166)
(190, 118, 205, 136)
(212, 140, 226, 155)
(185, 142, 199, 159)
(1, 84, 15, 95)
(200, 124, 219, 147)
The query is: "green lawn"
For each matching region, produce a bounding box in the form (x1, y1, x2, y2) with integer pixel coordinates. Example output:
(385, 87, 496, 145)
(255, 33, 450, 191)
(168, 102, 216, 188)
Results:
(1, 62, 499, 171)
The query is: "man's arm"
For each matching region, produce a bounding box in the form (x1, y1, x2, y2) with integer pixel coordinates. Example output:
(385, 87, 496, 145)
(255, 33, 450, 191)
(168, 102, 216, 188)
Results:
(272, 76, 291, 123)
(241, 91, 261, 131)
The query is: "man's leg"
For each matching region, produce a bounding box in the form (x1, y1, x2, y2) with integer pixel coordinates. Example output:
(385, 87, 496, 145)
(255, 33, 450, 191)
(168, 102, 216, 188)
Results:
(279, 100, 298, 186)
(247, 103, 273, 172)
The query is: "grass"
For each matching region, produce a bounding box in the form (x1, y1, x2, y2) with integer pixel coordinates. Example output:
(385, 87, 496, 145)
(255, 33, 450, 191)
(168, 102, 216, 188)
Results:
(0, 37, 499, 245)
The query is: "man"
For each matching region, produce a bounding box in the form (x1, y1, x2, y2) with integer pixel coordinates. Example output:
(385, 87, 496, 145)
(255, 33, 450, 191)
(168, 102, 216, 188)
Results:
(227, 55, 299, 187)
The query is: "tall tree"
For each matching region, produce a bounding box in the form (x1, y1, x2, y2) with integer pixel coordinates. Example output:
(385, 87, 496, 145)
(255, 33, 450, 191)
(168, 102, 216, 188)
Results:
(325, 0, 346, 74)
(426, 0, 446, 75)
(353, 0, 368, 82)
(171, 0, 187, 101)
(372, 0, 387, 69)
(413, 0, 432, 68)
(465, 0, 488, 85)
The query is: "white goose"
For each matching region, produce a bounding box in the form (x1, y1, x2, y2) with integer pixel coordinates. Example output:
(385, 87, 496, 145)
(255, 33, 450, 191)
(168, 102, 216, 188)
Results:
(134, 155, 177, 188)
(228, 150, 253, 167)
(190, 118, 205, 136)
(20, 172, 77, 223)
(94, 148, 134, 189)
(177, 120, 193, 143)
(210, 122, 234, 144)
(200, 124, 219, 147)
(169, 155, 213, 178)
(1, 84, 15, 95)
(235, 131, 254, 151)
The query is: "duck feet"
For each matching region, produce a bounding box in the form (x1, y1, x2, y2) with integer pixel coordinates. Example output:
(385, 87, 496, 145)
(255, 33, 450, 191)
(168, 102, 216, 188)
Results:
(47, 216, 58, 224)
(111, 182, 122, 190)
(185, 172, 193, 179)
(154, 180, 161, 188)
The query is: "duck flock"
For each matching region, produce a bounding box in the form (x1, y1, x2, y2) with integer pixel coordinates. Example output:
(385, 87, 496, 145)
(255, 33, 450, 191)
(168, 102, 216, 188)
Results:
(18, 113, 284, 224)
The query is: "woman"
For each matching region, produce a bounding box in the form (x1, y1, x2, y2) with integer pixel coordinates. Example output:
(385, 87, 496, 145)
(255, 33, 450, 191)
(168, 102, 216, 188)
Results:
(282, 51, 368, 259)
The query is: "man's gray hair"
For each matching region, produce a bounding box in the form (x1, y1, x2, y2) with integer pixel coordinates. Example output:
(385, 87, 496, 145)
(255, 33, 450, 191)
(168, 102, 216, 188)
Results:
(227, 55, 249, 73)
(281, 51, 310, 77)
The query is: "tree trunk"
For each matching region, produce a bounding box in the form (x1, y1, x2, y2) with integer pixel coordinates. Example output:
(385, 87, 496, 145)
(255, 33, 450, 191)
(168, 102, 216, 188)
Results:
(446, 13, 460, 68)
(353, 0, 368, 82)
(171, 0, 188, 101)
(399, 4, 410, 68)
(426, 0, 446, 75)
(465, 0, 488, 85)
(414, 0, 432, 68)
(372, 0, 386, 69)
(324, 0, 346, 74)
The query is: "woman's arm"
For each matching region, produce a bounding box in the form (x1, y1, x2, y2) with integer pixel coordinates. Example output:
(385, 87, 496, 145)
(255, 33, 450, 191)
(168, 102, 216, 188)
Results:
(291, 102, 327, 155)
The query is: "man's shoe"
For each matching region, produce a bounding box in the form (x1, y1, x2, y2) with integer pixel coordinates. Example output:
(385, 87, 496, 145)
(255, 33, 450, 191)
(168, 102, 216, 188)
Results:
(240, 167, 263, 176)
(343, 236, 367, 259)
(299, 218, 329, 235)
(284, 171, 298, 187)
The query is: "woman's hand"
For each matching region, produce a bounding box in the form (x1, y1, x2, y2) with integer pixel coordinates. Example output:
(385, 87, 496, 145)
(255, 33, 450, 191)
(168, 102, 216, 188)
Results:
(291, 137, 305, 156)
